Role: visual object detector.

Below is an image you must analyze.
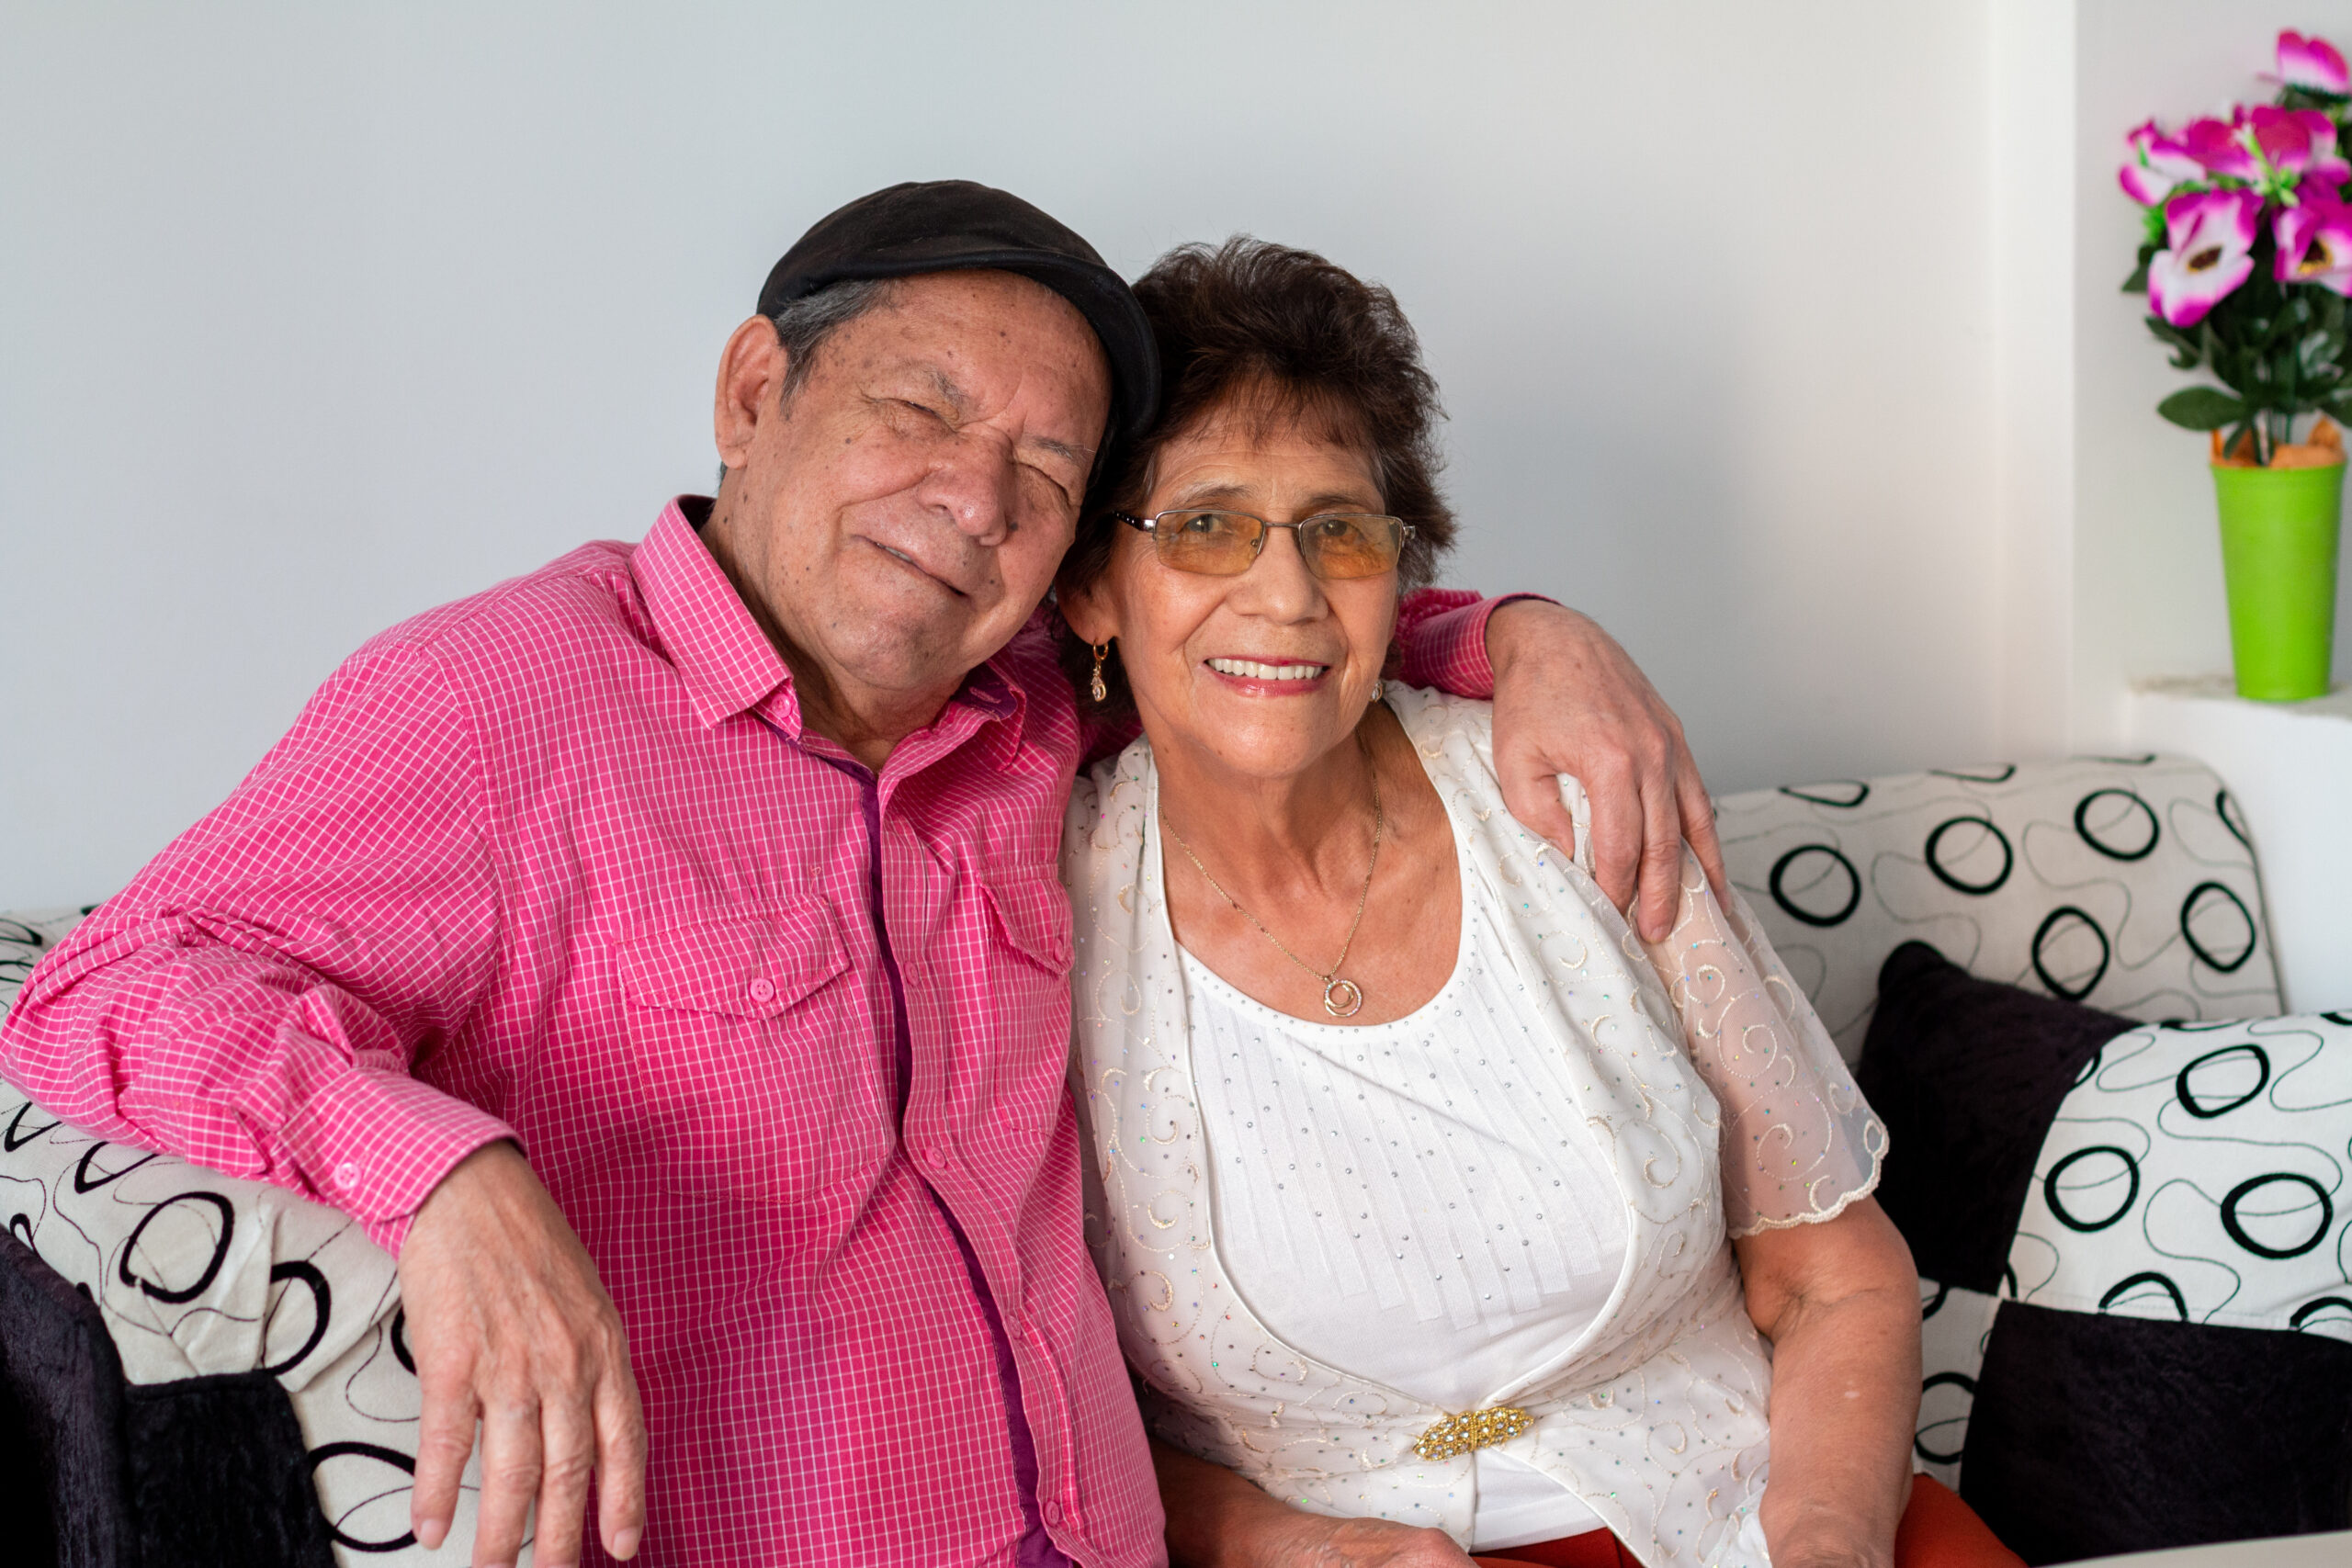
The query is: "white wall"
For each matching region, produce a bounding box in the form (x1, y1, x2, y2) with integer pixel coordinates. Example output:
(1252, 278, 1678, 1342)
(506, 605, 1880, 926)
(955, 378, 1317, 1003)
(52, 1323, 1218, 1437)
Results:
(6, 2, 2003, 906)
(2073, 0, 2352, 744)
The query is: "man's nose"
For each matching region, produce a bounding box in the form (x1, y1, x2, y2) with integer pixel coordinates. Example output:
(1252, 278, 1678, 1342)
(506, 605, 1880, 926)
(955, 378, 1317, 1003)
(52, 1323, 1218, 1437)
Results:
(919, 435, 1021, 547)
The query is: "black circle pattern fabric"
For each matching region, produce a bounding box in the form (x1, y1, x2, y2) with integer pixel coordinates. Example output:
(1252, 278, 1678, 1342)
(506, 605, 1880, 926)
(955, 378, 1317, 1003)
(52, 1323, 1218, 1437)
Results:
(1717, 755, 2282, 1058)
(2073, 789, 2160, 862)
(2030, 907, 2110, 1001)
(1768, 845, 1861, 927)
(1925, 817, 2014, 896)
(2009, 1014, 2352, 1338)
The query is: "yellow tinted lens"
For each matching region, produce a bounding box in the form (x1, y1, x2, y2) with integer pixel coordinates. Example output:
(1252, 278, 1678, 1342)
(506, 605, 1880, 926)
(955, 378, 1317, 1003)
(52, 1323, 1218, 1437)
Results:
(1154, 511, 1262, 574)
(1300, 515, 1401, 579)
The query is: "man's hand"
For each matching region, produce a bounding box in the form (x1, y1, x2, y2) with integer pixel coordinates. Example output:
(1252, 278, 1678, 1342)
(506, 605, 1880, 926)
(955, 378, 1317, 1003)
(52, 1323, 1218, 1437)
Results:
(1485, 598, 1727, 942)
(398, 1141, 647, 1567)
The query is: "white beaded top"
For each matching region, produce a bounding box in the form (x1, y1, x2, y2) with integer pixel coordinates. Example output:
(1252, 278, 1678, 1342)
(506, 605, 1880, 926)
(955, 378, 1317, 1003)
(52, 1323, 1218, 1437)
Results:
(1183, 854, 1628, 1547)
(1067, 686, 1886, 1566)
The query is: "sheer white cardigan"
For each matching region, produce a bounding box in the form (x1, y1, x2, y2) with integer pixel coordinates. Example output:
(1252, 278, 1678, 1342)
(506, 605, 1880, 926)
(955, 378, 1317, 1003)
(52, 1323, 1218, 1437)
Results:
(1064, 685, 1886, 1568)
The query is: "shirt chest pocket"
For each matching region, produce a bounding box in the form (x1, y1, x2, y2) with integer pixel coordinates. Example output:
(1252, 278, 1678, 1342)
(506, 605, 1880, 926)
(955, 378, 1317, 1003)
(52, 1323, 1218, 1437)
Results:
(617, 899, 871, 1206)
(961, 873, 1078, 1133)
(979, 873, 1074, 978)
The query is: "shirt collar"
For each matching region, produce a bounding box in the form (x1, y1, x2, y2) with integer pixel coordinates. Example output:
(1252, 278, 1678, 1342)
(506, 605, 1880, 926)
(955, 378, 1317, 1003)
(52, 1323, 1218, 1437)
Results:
(630, 496, 1029, 750)
(631, 498, 800, 731)
(962, 655, 1029, 748)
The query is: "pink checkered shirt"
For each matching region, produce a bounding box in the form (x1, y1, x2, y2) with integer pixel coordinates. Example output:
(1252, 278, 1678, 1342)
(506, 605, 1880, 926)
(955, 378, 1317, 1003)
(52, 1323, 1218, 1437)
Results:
(0, 499, 1510, 1567)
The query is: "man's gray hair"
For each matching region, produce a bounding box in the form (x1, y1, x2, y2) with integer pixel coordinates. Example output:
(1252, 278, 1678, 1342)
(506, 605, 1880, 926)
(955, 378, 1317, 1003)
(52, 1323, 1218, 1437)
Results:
(771, 276, 898, 401)
(715, 277, 898, 486)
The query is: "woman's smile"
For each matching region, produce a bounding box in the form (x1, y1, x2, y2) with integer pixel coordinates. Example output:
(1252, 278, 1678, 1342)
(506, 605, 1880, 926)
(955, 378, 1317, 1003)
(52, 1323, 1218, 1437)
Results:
(1203, 655, 1331, 694)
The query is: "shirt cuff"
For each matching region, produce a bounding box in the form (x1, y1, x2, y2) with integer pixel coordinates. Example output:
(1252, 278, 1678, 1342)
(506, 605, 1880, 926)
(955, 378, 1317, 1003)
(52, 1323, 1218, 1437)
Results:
(279, 1063, 518, 1256)
(1391, 592, 1557, 697)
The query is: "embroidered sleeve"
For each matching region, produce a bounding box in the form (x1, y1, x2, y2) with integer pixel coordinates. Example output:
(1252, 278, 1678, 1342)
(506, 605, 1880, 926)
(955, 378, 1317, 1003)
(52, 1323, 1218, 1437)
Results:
(1636, 849, 1886, 1234)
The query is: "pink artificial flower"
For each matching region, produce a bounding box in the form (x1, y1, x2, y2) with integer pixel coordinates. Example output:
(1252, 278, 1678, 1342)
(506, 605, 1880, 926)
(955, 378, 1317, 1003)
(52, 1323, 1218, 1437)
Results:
(2277, 196, 2352, 293)
(2182, 116, 2261, 180)
(2278, 29, 2351, 96)
(2120, 118, 2206, 204)
(2292, 110, 2352, 192)
(2148, 188, 2263, 325)
(2293, 108, 2339, 160)
(2250, 105, 2317, 172)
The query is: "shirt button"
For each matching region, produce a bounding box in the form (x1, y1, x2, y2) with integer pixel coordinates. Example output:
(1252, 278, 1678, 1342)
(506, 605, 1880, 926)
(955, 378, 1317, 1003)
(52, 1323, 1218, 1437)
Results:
(747, 976, 776, 1003)
(334, 1162, 362, 1190)
(924, 1145, 949, 1171)
(1043, 1500, 1064, 1526)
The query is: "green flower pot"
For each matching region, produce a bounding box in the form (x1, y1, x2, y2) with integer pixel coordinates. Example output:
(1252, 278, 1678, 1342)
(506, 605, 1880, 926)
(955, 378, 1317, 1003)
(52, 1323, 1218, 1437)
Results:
(2209, 459, 2344, 701)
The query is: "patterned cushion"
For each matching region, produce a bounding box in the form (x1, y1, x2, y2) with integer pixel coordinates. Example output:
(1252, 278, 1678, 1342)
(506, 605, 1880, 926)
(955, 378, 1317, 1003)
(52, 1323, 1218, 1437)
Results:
(0, 911, 479, 1564)
(1861, 943, 2352, 1562)
(1714, 755, 2283, 1060)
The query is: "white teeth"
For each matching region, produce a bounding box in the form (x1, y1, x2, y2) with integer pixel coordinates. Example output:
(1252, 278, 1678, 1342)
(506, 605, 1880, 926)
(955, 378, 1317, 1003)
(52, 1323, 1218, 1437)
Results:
(1207, 658, 1329, 681)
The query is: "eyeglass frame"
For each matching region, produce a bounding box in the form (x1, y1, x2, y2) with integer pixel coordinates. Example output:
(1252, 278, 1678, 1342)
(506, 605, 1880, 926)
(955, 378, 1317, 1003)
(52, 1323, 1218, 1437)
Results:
(1112, 507, 1416, 578)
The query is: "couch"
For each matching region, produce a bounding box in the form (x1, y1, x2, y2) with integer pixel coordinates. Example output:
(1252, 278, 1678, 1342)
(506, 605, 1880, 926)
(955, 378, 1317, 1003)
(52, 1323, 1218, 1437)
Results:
(0, 752, 2298, 1565)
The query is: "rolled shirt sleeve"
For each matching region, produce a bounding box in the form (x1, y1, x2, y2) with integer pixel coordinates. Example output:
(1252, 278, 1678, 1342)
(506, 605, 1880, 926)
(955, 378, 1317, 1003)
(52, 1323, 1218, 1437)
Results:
(1389, 590, 1554, 697)
(0, 636, 517, 1255)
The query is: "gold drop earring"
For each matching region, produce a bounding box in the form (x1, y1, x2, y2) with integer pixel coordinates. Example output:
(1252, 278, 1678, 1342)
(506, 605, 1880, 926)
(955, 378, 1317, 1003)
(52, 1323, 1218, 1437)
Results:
(1090, 641, 1111, 704)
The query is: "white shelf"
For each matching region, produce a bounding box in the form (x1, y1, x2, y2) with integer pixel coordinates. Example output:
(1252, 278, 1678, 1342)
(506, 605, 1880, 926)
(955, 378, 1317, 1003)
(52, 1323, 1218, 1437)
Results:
(2124, 678, 2351, 1011)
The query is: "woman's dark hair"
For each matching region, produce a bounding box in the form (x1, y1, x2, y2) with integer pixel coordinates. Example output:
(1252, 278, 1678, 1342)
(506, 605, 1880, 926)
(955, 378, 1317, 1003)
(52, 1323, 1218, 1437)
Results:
(1057, 237, 1456, 713)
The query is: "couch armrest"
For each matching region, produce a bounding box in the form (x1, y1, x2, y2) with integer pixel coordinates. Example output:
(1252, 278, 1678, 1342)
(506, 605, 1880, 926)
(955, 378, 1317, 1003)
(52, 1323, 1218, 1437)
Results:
(0, 1088, 471, 1559)
(0, 1088, 401, 1393)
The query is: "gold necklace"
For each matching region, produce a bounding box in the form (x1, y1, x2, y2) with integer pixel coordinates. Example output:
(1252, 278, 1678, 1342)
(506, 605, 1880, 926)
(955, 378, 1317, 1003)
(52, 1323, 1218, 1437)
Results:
(1159, 743, 1385, 1019)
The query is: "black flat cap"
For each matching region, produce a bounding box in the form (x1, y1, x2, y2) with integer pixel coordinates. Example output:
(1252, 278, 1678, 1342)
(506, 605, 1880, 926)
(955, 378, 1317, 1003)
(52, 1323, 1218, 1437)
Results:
(758, 180, 1159, 443)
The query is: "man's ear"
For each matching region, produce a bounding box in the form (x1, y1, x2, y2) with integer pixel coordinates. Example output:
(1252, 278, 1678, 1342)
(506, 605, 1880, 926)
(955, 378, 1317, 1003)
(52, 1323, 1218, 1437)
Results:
(713, 316, 788, 470)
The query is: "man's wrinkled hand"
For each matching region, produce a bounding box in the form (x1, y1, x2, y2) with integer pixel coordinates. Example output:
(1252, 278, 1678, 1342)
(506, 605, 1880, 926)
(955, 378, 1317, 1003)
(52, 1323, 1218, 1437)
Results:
(398, 1141, 646, 1567)
(1484, 598, 1727, 943)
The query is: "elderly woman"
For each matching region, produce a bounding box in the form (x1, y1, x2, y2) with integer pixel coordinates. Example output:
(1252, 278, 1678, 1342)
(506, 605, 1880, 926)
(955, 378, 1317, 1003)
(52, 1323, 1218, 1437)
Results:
(1057, 240, 2017, 1568)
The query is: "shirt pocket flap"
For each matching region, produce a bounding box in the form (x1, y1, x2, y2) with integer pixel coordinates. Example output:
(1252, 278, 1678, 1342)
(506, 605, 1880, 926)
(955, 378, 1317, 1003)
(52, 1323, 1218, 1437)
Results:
(619, 899, 851, 1020)
(981, 874, 1073, 976)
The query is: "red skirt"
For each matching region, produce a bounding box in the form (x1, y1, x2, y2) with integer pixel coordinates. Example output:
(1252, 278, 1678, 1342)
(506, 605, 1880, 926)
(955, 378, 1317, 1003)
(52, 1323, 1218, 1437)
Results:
(1470, 1475, 2021, 1568)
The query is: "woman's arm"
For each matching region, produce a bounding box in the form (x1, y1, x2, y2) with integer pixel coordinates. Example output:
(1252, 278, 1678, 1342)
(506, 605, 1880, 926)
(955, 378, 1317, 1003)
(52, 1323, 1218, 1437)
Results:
(1630, 848, 1915, 1566)
(1732, 1203, 1922, 1568)
(1151, 1437, 1476, 1568)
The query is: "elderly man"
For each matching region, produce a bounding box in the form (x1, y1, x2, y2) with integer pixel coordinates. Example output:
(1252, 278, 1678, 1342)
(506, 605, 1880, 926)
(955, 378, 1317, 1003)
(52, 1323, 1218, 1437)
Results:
(1, 183, 1721, 1568)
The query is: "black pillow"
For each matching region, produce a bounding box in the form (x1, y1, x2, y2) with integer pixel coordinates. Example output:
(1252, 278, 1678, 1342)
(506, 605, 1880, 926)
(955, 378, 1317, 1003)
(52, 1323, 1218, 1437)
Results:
(1858, 941, 2135, 1294)
(1860, 942, 2352, 1564)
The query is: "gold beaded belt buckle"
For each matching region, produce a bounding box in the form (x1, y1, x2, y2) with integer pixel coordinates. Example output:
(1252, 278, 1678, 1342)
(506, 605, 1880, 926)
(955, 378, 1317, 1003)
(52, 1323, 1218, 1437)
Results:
(1410, 1404, 1534, 1461)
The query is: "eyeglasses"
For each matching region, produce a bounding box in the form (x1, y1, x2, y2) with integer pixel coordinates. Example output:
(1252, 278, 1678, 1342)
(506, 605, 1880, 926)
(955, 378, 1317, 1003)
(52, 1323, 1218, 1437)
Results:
(1114, 508, 1414, 580)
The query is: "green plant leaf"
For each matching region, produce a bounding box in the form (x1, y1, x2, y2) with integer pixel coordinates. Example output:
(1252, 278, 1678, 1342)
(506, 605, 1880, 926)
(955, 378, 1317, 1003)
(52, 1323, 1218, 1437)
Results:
(2122, 257, 2150, 293)
(2157, 387, 2249, 430)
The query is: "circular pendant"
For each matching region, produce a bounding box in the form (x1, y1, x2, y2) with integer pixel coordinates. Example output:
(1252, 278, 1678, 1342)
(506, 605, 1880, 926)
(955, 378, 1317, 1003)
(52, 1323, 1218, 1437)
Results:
(1322, 977, 1364, 1018)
